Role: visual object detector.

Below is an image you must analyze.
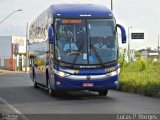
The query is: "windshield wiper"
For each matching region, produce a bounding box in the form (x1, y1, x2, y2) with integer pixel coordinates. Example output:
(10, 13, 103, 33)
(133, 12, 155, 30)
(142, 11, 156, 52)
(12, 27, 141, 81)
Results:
(70, 43, 83, 68)
(88, 34, 105, 67)
(90, 42, 105, 67)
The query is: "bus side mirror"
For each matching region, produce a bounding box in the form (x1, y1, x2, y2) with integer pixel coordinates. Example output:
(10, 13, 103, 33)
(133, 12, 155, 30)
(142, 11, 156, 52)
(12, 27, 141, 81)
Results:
(48, 25, 54, 44)
(116, 24, 127, 44)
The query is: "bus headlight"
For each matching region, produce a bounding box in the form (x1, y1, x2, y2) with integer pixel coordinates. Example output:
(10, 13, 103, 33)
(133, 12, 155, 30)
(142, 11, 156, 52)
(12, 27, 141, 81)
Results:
(108, 67, 120, 76)
(109, 71, 118, 76)
(57, 71, 70, 77)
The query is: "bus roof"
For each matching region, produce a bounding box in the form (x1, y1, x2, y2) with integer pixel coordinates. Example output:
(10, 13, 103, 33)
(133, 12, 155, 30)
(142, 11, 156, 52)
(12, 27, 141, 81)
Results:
(49, 4, 113, 18)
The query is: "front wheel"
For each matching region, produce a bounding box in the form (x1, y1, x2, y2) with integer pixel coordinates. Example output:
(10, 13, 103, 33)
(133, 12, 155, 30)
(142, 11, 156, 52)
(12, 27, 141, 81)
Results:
(98, 90, 108, 96)
(48, 82, 55, 96)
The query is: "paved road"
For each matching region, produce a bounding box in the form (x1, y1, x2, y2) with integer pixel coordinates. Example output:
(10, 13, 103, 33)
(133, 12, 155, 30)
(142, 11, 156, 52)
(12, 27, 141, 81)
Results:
(0, 73, 160, 120)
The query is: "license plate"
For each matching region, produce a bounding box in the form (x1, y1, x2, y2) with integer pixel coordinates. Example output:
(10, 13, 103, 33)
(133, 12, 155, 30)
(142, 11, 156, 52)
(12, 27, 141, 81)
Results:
(83, 83, 94, 87)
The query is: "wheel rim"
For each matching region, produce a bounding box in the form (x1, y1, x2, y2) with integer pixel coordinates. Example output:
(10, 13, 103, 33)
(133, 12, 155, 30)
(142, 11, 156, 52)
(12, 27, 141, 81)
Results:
(48, 83, 52, 95)
(49, 89, 51, 94)
(33, 77, 36, 85)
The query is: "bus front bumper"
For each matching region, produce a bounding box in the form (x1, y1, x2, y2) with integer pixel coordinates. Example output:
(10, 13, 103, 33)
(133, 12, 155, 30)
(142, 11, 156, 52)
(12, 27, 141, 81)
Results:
(52, 74, 119, 91)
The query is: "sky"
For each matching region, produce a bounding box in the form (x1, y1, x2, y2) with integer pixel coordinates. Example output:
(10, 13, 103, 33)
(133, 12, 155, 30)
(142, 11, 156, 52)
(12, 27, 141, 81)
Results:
(0, 0, 160, 50)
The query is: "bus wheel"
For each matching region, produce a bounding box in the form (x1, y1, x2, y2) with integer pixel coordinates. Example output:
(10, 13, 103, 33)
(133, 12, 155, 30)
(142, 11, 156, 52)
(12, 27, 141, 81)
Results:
(48, 88, 54, 96)
(33, 77, 38, 88)
(98, 90, 108, 96)
(48, 83, 55, 96)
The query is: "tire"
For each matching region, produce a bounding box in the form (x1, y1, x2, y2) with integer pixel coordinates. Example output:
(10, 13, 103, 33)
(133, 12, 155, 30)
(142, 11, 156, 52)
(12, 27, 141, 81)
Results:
(33, 76, 38, 88)
(98, 90, 108, 96)
(48, 82, 55, 96)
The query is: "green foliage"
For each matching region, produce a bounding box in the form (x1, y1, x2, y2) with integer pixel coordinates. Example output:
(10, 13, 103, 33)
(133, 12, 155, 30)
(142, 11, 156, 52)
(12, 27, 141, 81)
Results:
(119, 49, 127, 73)
(139, 58, 147, 71)
(135, 51, 141, 58)
(119, 60, 160, 98)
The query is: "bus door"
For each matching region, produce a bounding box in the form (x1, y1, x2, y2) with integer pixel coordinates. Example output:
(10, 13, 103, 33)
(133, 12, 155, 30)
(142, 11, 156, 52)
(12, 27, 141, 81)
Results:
(34, 54, 47, 85)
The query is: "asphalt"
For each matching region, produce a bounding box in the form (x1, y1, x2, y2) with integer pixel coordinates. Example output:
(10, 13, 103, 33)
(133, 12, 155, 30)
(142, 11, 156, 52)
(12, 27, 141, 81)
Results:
(0, 73, 160, 120)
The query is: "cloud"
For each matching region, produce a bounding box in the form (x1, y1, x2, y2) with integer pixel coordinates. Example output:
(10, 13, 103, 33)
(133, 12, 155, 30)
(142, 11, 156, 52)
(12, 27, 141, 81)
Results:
(0, 0, 160, 48)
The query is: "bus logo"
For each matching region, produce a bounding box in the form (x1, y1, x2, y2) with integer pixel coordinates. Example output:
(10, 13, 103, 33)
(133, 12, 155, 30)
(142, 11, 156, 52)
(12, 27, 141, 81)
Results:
(86, 76, 91, 80)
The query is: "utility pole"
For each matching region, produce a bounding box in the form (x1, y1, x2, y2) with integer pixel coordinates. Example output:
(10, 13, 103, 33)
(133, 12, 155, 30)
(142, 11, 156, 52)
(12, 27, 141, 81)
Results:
(0, 9, 22, 71)
(128, 27, 132, 62)
(158, 35, 160, 61)
(25, 22, 28, 72)
(111, 0, 113, 11)
(0, 9, 23, 25)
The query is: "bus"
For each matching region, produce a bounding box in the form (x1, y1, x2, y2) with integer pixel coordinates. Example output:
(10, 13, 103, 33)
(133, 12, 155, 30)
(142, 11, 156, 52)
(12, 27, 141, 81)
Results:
(28, 4, 126, 96)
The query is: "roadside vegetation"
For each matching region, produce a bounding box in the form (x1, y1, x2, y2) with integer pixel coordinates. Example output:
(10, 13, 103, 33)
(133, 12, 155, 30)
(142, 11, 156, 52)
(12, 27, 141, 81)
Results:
(119, 52, 160, 98)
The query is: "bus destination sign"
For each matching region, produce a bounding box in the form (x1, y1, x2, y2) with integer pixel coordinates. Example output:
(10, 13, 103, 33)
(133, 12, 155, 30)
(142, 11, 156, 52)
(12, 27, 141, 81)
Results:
(62, 19, 82, 24)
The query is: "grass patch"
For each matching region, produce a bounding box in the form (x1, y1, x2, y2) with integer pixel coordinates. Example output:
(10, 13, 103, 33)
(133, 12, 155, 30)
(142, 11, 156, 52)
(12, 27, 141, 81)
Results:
(119, 59, 160, 98)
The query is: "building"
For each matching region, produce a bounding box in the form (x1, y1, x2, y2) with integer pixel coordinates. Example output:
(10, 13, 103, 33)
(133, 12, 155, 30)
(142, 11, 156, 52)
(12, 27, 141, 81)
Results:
(119, 47, 136, 62)
(0, 36, 26, 71)
(141, 50, 159, 60)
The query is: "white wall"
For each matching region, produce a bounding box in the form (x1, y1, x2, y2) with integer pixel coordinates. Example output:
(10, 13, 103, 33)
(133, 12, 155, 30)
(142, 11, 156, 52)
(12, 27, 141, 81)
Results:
(0, 36, 26, 69)
(12, 36, 26, 53)
(0, 36, 12, 66)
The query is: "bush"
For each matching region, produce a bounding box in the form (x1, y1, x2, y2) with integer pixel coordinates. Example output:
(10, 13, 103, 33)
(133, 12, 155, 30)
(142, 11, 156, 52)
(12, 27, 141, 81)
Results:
(139, 58, 147, 71)
(119, 49, 127, 73)
(119, 59, 160, 98)
(143, 84, 160, 97)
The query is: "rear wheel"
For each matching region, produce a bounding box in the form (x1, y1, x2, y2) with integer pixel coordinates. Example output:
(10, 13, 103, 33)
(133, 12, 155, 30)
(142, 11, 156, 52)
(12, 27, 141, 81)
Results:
(98, 90, 108, 96)
(33, 77, 38, 88)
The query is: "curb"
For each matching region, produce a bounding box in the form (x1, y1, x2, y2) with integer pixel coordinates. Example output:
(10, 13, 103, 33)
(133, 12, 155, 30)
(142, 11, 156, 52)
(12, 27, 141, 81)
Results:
(0, 69, 27, 75)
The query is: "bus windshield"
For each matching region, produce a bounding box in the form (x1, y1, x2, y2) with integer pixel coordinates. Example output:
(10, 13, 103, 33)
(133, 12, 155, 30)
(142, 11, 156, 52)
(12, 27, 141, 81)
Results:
(55, 18, 117, 67)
